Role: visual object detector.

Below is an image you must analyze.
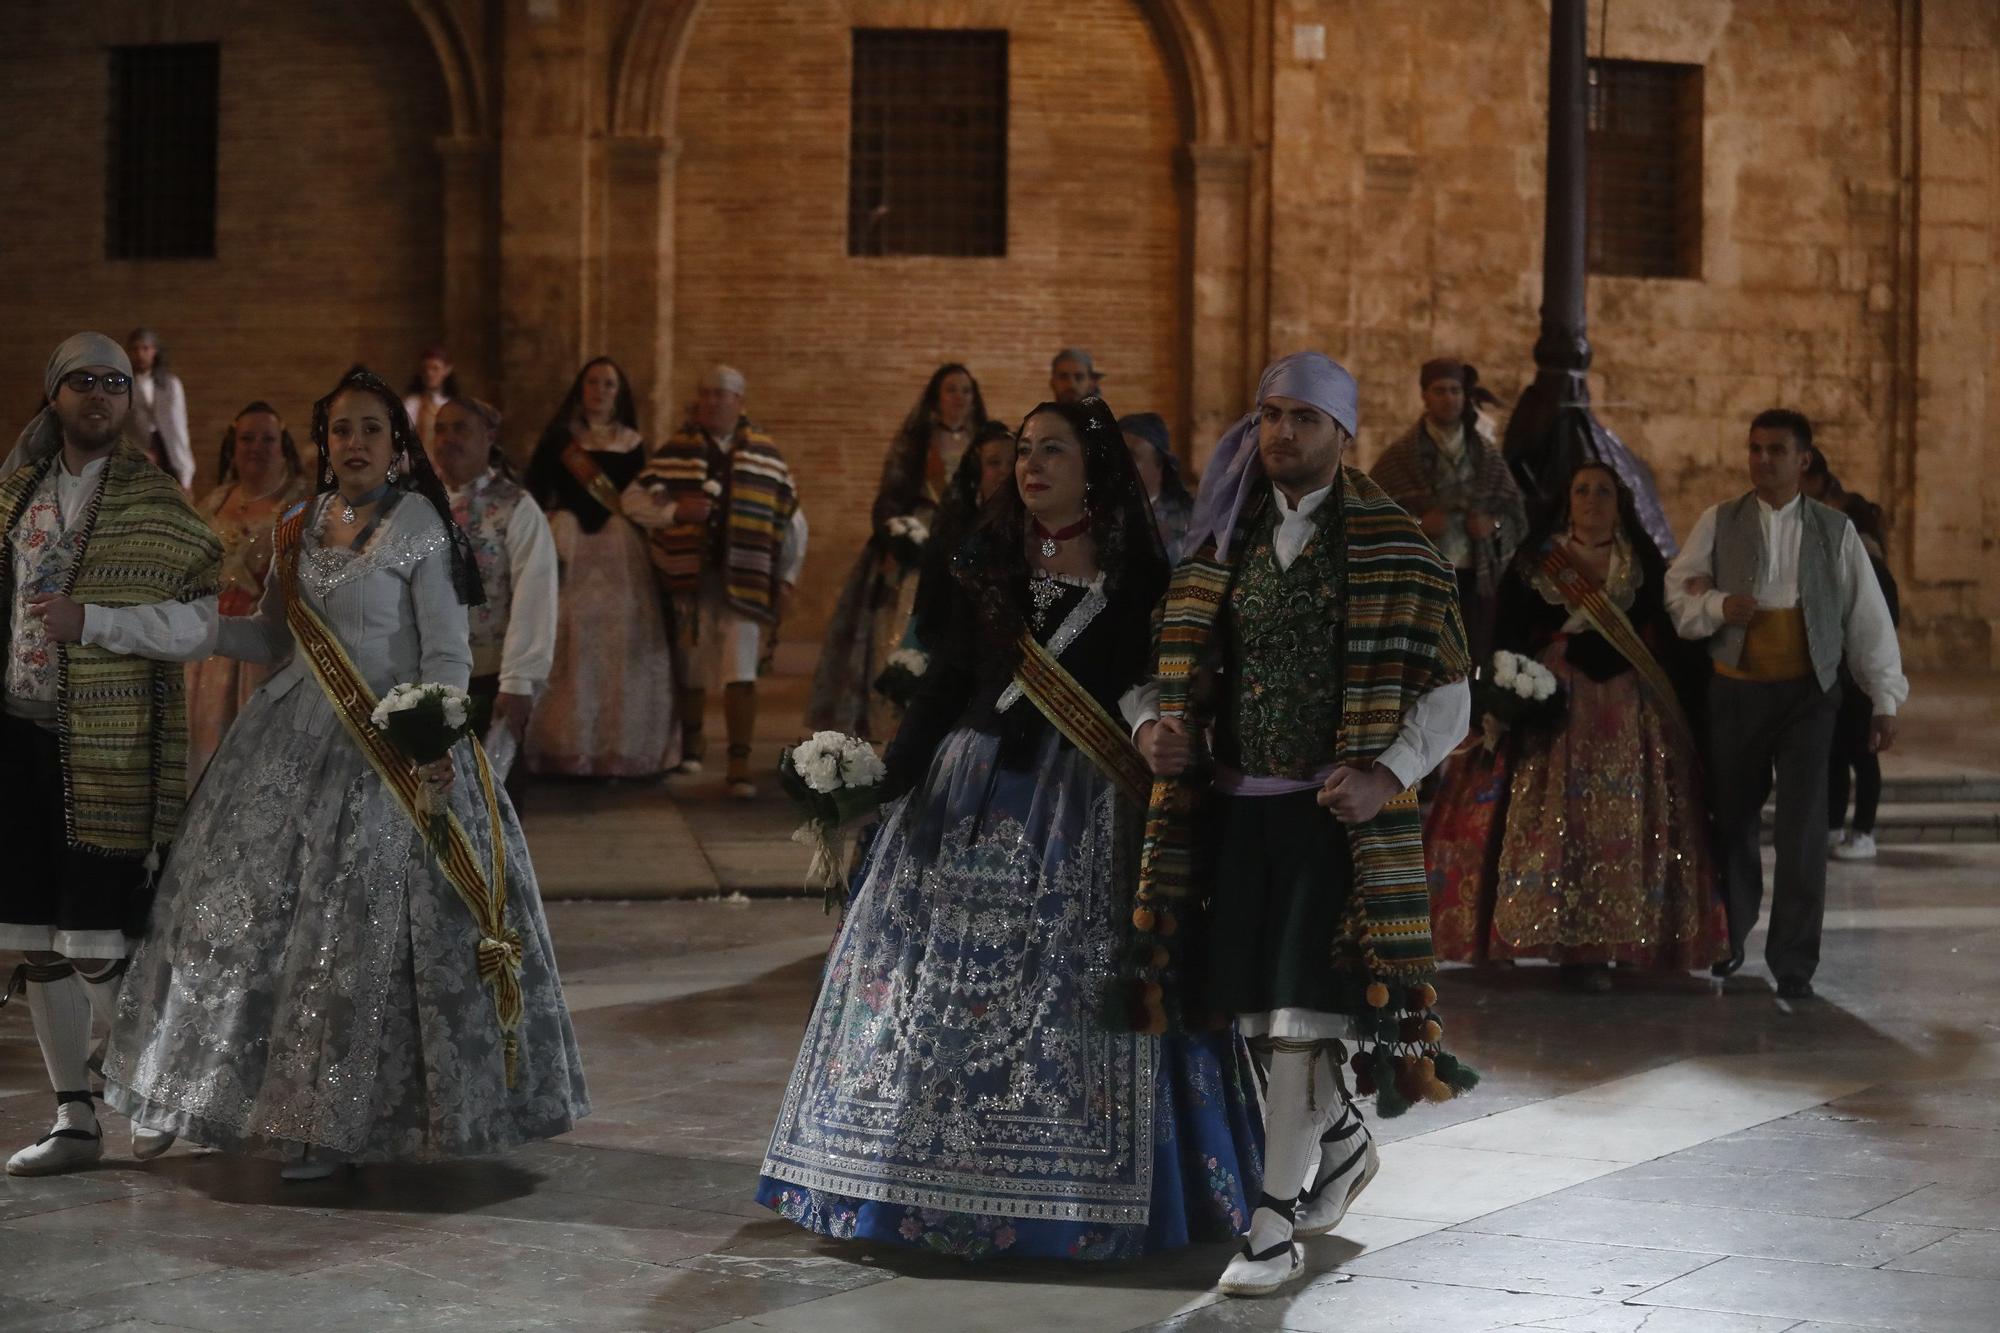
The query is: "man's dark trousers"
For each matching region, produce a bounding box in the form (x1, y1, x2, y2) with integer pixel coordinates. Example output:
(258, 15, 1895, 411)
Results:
(1708, 673, 1842, 984)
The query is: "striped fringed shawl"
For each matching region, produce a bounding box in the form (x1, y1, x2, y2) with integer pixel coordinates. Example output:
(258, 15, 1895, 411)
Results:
(1127, 468, 1476, 1112)
(0, 441, 221, 856)
(646, 422, 798, 622)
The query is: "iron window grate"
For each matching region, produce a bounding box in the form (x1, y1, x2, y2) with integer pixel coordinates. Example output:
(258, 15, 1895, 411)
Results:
(1587, 58, 1703, 280)
(107, 43, 220, 261)
(848, 29, 1007, 258)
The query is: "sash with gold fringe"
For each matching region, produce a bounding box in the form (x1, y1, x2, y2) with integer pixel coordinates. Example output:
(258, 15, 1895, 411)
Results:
(275, 504, 526, 1085)
(559, 439, 627, 518)
(1011, 632, 1152, 808)
(1532, 541, 1697, 755)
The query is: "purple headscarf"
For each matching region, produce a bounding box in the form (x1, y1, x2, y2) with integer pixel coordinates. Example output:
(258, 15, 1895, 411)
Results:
(1185, 351, 1359, 561)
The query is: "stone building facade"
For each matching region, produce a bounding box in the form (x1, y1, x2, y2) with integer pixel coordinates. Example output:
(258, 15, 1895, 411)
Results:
(1, 0, 1993, 665)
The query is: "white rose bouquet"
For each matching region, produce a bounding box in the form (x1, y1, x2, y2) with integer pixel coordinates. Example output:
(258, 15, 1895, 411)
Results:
(1472, 650, 1566, 749)
(881, 514, 929, 572)
(779, 731, 888, 912)
(872, 647, 929, 709)
(371, 682, 477, 846)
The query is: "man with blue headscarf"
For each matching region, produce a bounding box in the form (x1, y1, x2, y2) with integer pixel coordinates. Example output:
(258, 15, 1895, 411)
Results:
(1126, 352, 1475, 1296)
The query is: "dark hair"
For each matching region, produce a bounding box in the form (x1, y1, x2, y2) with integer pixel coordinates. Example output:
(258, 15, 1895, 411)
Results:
(404, 345, 461, 400)
(1115, 411, 1190, 503)
(909, 422, 1012, 644)
(125, 326, 166, 370)
(1540, 459, 1670, 590)
(216, 400, 303, 485)
(311, 369, 484, 607)
(1750, 408, 1813, 453)
(882, 363, 989, 493)
(954, 396, 1168, 676)
(542, 356, 640, 438)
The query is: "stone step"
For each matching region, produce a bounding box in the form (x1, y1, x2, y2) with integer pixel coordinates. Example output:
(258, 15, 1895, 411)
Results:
(1761, 801, 2000, 845)
(1879, 775, 2000, 804)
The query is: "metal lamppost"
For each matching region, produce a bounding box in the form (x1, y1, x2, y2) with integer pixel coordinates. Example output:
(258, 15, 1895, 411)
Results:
(1502, 0, 1678, 555)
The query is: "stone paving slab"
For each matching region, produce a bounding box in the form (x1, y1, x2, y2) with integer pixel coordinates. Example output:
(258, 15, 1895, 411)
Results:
(5, 832, 2000, 1330)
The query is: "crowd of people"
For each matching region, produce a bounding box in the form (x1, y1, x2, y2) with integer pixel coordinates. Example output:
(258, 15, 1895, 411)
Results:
(0, 322, 1908, 1299)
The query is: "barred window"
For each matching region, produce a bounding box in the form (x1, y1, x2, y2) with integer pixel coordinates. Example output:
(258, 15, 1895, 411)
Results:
(107, 43, 220, 261)
(848, 30, 1007, 258)
(1587, 59, 1703, 280)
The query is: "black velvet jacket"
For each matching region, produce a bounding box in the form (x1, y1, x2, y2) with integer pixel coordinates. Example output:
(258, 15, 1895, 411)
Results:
(1494, 544, 1708, 720)
(882, 570, 1155, 802)
(523, 428, 645, 535)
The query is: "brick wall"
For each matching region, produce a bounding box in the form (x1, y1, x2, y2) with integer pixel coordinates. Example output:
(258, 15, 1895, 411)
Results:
(0, 0, 448, 499)
(670, 0, 1185, 631)
(2, 0, 1991, 667)
(1270, 0, 1995, 666)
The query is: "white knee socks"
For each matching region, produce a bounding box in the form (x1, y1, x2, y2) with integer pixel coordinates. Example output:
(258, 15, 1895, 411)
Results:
(27, 970, 93, 1099)
(1246, 1047, 1323, 1249)
(73, 959, 125, 1032)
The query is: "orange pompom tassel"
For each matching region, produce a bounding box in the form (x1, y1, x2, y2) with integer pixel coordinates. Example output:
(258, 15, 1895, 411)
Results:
(1422, 1019, 1443, 1044)
(1413, 982, 1438, 1008)
(1132, 907, 1156, 933)
(1157, 910, 1178, 938)
(1365, 982, 1390, 1008)
(1149, 946, 1170, 969)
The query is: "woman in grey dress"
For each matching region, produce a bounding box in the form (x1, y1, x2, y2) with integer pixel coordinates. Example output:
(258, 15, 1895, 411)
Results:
(102, 369, 588, 1179)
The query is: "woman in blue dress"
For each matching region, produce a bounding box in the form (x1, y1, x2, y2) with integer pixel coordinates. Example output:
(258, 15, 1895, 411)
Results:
(757, 396, 1262, 1260)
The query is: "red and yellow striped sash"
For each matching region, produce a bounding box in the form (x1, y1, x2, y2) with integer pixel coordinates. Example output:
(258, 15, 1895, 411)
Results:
(559, 440, 627, 517)
(276, 507, 525, 1085)
(1011, 631, 1152, 808)
(1534, 542, 1697, 755)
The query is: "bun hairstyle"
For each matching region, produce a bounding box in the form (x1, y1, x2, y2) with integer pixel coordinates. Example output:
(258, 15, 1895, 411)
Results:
(309, 368, 484, 607)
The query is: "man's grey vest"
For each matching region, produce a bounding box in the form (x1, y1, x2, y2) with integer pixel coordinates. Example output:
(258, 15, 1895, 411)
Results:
(1710, 492, 1848, 691)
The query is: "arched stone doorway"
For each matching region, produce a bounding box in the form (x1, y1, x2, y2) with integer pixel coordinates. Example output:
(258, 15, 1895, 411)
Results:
(603, 0, 1252, 635)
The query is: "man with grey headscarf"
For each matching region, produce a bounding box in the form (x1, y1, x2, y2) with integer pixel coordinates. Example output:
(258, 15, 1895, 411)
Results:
(1, 332, 222, 1176)
(1048, 347, 1098, 404)
(1129, 352, 1476, 1296)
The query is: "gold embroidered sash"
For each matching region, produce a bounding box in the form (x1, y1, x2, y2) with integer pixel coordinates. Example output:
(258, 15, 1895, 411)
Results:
(276, 507, 525, 1085)
(1534, 541, 1697, 755)
(559, 439, 627, 517)
(1011, 631, 1152, 808)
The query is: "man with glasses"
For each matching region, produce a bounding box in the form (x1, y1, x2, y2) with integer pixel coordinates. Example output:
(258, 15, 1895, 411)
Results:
(0, 332, 221, 1174)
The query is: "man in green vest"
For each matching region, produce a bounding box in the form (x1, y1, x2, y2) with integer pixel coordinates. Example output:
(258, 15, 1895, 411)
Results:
(1132, 352, 1475, 1297)
(1668, 408, 1907, 999)
(0, 332, 221, 1175)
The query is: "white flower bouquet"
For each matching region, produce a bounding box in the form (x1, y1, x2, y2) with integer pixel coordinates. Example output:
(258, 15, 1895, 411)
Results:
(779, 731, 888, 912)
(371, 682, 476, 844)
(1473, 650, 1566, 746)
(872, 647, 929, 709)
(881, 514, 929, 571)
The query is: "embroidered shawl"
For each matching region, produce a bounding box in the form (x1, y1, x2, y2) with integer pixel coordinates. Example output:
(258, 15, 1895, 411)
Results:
(1128, 467, 1475, 1110)
(0, 440, 221, 855)
(646, 420, 798, 622)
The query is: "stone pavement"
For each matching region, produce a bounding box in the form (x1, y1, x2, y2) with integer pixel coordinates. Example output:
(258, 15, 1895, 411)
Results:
(1, 675, 1996, 1331)
(522, 670, 1998, 901)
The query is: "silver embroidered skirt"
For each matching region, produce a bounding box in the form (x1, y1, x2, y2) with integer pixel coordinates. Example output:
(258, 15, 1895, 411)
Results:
(101, 681, 590, 1163)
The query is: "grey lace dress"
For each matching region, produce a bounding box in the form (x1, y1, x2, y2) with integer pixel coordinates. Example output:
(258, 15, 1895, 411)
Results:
(101, 492, 589, 1163)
